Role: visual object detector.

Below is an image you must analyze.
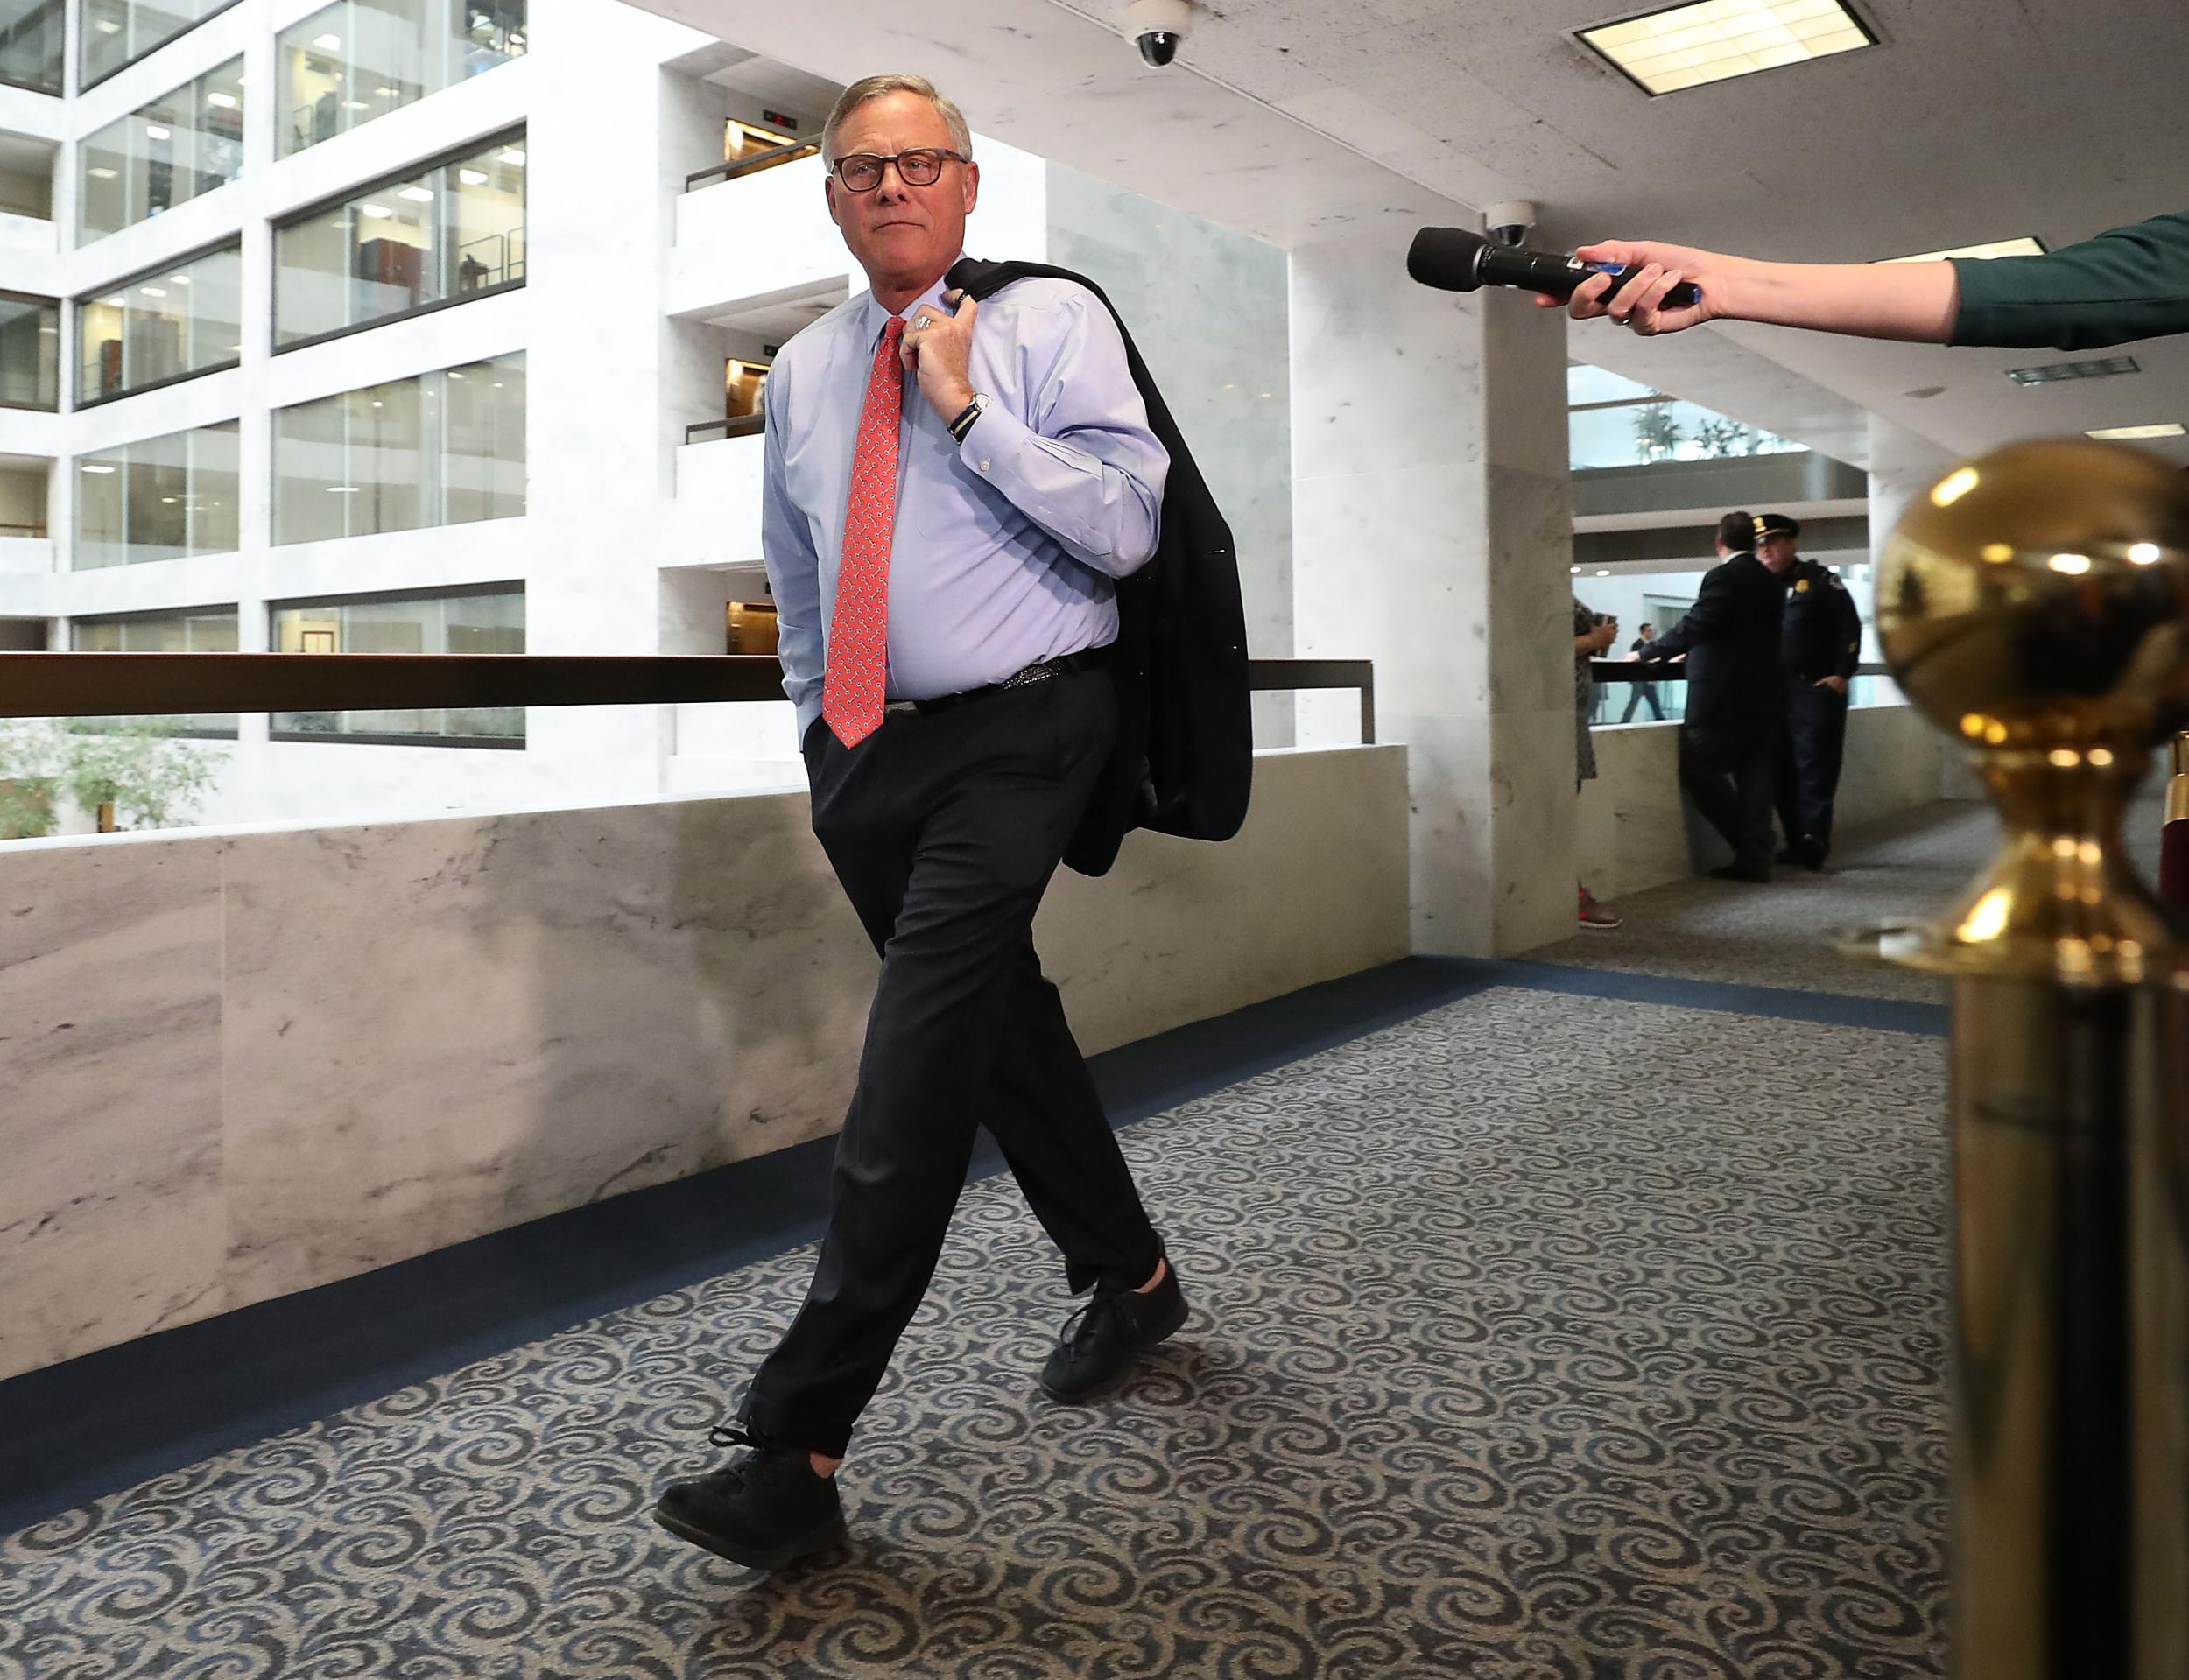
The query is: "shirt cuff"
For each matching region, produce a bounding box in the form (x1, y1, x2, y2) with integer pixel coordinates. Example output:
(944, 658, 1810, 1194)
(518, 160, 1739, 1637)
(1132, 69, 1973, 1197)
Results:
(953, 396, 1017, 476)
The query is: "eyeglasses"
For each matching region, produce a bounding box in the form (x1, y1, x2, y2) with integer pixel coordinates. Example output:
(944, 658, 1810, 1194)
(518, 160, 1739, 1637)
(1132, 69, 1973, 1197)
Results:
(830, 148, 966, 193)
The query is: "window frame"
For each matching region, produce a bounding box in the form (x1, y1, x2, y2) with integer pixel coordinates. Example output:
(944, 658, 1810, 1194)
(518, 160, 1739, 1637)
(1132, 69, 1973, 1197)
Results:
(76, 0, 246, 94)
(71, 232, 243, 410)
(270, 123, 527, 356)
(0, 286, 62, 413)
(266, 578, 526, 749)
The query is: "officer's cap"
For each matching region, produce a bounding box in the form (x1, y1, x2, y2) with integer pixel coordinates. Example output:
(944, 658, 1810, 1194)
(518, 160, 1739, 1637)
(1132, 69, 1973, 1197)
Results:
(1753, 511, 1801, 542)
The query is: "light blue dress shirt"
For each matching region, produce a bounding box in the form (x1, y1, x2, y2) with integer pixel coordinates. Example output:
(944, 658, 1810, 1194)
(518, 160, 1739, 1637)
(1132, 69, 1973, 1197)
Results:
(759, 266, 1171, 740)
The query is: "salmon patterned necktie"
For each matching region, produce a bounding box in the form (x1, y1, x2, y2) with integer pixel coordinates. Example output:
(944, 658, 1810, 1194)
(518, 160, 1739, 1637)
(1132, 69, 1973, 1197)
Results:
(821, 314, 908, 749)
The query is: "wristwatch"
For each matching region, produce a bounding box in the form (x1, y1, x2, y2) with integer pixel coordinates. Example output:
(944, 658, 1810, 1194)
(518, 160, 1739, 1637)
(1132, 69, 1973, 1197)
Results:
(947, 391, 989, 444)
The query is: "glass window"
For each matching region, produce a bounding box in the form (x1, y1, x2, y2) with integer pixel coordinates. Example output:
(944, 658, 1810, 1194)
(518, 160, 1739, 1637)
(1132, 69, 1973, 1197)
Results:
(273, 351, 523, 543)
(271, 586, 524, 744)
(77, 56, 245, 244)
(73, 418, 239, 568)
(79, 0, 239, 88)
(275, 130, 524, 346)
(1567, 364, 1809, 472)
(0, 291, 60, 411)
(0, 0, 65, 94)
(75, 242, 241, 403)
(278, 0, 524, 158)
(71, 608, 238, 735)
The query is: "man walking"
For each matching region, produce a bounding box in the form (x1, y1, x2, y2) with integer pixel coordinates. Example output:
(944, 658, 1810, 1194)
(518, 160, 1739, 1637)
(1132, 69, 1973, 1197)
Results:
(655, 73, 1185, 1571)
(1619, 622, 1665, 722)
(1641, 511, 1796, 882)
(1765, 515, 1862, 871)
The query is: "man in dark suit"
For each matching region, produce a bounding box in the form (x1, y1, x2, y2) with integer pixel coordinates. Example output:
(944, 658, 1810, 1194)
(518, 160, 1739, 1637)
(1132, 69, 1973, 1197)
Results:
(1643, 510, 1797, 882)
(652, 73, 1190, 1574)
(1767, 515, 1863, 871)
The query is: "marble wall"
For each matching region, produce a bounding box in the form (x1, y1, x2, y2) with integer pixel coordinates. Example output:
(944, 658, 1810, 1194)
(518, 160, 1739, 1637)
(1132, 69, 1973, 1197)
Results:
(0, 745, 1409, 1381)
(1291, 206, 1576, 959)
(1044, 164, 1296, 748)
(1576, 706, 1950, 902)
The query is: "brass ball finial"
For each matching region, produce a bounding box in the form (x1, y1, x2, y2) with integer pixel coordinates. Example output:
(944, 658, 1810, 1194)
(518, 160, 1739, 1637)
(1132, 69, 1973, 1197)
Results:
(1878, 439, 2189, 753)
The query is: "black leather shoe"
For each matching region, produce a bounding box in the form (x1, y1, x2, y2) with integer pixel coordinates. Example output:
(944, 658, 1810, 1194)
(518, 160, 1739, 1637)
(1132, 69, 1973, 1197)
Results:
(1709, 861, 1772, 883)
(1040, 1259, 1189, 1402)
(654, 1424, 847, 1571)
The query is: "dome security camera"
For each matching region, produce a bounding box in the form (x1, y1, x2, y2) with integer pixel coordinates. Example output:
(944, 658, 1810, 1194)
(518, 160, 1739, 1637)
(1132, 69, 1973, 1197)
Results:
(1483, 200, 1538, 249)
(1124, 0, 1193, 67)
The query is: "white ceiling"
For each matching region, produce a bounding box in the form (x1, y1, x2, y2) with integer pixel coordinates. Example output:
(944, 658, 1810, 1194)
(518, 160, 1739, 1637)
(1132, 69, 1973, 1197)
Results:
(623, 0, 2189, 467)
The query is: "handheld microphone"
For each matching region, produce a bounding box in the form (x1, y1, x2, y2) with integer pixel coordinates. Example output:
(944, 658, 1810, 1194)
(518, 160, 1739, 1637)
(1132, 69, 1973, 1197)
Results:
(1406, 226, 1701, 309)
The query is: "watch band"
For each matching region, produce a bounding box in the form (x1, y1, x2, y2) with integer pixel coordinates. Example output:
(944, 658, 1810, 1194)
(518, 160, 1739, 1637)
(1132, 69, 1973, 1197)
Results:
(947, 394, 987, 444)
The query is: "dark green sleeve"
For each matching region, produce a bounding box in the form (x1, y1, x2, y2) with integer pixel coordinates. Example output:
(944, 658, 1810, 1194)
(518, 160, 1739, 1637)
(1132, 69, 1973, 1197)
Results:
(1948, 210, 2189, 351)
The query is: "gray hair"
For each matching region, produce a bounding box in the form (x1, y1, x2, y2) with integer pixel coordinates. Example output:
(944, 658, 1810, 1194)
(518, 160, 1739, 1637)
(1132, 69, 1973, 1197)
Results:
(822, 74, 974, 168)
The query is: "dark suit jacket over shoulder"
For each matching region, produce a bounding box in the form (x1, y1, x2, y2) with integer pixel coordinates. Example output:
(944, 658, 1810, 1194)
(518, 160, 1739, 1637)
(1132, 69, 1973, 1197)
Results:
(949, 256, 1253, 877)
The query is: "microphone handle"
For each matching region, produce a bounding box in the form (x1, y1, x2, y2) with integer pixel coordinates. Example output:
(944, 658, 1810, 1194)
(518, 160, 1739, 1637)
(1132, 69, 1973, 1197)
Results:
(1475, 243, 1700, 307)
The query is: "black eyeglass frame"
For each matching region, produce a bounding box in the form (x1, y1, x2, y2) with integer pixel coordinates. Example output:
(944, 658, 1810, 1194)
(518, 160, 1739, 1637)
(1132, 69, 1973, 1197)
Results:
(829, 148, 969, 192)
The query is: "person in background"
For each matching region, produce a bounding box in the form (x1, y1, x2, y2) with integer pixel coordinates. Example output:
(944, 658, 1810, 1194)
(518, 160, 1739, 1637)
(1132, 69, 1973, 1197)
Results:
(1541, 209, 2189, 350)
(1574, 598, 1622, 929)
(1763, 515, 1863, 871)
(1620, 622, 1665, 722)
(1638, 512, 1797, 883)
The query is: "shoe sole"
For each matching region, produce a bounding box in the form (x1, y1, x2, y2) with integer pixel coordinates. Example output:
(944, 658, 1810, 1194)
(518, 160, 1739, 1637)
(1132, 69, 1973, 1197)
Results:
(651, 1504, 848, 1572)
(1038, 1294, 1191, 1404)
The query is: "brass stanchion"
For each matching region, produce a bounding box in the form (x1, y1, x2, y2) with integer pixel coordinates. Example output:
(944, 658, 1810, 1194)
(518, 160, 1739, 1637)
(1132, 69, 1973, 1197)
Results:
(1860, 439, 2189, 1676)
(2162, 734, 2189, 912)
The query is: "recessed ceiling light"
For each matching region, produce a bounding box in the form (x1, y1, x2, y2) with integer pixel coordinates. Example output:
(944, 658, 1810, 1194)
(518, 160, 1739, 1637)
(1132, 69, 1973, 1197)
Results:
(1579, 0, 1876, 97)
(81, 463, 117, 474)
(140, 285, 165, 297)
(2007, 356, 2141, 386)
(459, 168, 489, 186)
(2087, 422, 2185, 440)
(144, 124, 170, 140)
(1884, 237, 2045, 264)
(360, 203, 392, 218)
(88, 166, 116, 179)
(2129, 543, 2163, 565)
(398, 186, 434, 202)
(327, 485, 361, 494)
(170, 274, 190, 285)
(313, 32, 341, 48)
(207, 91, 238, 109)
(341, 100, 370, 110)
(500, 147, 525, 165)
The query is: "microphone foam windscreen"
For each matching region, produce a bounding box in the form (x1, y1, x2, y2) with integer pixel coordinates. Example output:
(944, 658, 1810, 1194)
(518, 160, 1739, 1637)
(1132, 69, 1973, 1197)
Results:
(1407, 226, 1485, 292)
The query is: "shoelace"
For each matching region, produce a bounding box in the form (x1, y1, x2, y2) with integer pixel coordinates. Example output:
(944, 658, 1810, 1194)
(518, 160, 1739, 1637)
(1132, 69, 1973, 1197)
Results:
(1058, 1288, 1133, 1350)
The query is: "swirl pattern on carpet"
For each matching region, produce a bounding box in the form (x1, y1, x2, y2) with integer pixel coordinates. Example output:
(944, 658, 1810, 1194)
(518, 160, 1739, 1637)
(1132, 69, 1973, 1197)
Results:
(2, 986, 1948, 1678)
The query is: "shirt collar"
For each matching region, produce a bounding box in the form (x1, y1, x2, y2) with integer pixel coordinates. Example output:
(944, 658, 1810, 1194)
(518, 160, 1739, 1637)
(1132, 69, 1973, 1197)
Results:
(860, 261, 966, 347)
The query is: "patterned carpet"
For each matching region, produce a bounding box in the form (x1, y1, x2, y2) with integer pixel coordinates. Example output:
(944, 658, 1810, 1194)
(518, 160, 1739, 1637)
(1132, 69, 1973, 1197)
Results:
(2, 985, 1949, 1679)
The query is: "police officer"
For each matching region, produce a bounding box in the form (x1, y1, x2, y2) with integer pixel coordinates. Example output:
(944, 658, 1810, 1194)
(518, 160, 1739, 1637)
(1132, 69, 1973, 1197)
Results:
(1644, 510, 1798, 882)
(1762, 514, 1862, 871)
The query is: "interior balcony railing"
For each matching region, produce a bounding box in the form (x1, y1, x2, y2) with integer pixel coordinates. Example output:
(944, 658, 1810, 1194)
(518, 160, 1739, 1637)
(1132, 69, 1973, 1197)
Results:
(0, 652, 1377, 743)
(1586, 658, 1897, 728)
(685, 138, 822, 193)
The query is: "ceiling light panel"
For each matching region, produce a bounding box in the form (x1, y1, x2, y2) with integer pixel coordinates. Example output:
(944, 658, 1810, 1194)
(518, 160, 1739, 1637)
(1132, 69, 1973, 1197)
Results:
(1580, 0, 1876, 96)
(2006, 356, 2141, 387)
(2086, 423, 2185, 439)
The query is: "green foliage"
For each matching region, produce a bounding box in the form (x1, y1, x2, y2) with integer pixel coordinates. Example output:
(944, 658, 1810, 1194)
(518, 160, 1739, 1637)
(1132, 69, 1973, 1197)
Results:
(0, 721, 65, 839)
(0, 718, 227, 839)
(1631, 404, 1685, 462)
(1695, 416, 1762, 458)
(63, 719, 229, 832)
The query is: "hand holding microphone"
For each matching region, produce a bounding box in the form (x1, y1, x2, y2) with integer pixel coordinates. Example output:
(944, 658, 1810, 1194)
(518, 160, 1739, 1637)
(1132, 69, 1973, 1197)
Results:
(1406, 227, 1717, 336)
(1556, 239, 1724, 335)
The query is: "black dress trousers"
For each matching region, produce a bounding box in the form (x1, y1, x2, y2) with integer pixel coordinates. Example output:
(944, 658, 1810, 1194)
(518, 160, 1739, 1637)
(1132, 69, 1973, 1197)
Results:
(1774, 681, 1851, 855)
(1678, 721, 1777, 874)
(741, 665, 1165, 1459)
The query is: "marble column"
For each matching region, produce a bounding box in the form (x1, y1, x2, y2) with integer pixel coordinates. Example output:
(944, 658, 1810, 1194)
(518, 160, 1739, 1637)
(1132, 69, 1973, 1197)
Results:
(1291, 213, 1575, 956)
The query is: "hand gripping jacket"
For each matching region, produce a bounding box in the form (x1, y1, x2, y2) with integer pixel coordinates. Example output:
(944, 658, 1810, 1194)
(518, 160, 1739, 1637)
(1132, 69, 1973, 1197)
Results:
(947, 256, 1253, 876)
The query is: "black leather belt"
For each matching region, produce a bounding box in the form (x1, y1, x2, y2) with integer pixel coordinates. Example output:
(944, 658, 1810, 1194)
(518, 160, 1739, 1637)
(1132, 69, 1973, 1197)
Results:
(884, 647, 1109, 718)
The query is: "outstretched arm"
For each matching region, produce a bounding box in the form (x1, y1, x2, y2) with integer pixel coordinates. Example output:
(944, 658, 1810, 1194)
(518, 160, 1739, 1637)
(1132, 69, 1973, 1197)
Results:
(1538, 240, 1960, 342)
